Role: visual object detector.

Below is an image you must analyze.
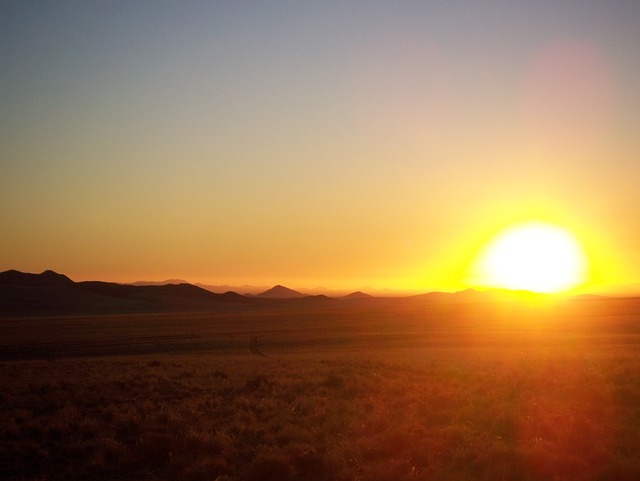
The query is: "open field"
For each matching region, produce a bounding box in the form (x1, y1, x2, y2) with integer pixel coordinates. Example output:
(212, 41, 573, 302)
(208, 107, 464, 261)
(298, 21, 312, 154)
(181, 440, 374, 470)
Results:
(2, 297, 640, 480)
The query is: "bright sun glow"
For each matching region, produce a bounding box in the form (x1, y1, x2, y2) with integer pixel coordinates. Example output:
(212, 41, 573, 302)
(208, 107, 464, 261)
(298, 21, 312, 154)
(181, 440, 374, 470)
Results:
(471, 222, 587, 293)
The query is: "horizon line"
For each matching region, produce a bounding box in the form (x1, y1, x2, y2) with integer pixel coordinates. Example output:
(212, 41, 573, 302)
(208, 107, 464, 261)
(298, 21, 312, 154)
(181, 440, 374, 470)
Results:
(3, 268, 640, 299)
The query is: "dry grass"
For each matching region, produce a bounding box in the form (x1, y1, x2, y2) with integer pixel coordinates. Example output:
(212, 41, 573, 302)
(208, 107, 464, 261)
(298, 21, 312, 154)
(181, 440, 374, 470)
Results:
(1, 297, 640, 480)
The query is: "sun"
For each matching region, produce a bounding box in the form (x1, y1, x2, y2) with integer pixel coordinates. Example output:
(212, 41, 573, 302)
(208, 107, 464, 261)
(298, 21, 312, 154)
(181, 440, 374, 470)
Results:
(470, 221, 587, 293)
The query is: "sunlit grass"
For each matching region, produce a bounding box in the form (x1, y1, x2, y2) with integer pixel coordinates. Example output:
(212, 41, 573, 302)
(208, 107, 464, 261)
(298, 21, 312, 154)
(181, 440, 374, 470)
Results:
(1, 299, 640, 480)
(1, 346, 640, 480)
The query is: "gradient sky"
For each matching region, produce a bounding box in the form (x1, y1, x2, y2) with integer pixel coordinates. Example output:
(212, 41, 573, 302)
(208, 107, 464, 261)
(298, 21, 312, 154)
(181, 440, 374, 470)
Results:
(2, 1, 639, 293)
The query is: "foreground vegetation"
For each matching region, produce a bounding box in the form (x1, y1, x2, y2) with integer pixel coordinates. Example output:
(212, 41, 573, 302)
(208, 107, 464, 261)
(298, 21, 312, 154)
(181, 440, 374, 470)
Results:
(1, 298, 640, 480)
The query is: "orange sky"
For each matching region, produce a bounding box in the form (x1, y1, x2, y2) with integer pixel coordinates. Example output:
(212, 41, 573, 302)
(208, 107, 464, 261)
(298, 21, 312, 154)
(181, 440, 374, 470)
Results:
(1, 2, 639, 294)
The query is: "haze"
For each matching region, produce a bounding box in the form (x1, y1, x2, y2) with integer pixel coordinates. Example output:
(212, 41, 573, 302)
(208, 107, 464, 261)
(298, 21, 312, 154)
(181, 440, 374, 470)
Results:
(2, 2, 639, 294)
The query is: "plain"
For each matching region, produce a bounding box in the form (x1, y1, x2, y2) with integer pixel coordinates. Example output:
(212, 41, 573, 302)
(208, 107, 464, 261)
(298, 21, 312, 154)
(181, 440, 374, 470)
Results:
(1, 296, 639, 481)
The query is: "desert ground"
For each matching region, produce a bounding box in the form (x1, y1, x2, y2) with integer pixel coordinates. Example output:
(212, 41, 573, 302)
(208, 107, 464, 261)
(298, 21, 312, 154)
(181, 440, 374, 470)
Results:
(1, 296, 639, 480)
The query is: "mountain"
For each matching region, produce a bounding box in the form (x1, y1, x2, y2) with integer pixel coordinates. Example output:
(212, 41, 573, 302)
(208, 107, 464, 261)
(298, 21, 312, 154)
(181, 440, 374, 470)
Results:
(130, 279, 189, 286)
(409, 289, 480, 303)
(341, 291, 373, 300)
(196, 283, 270, 295)
(0, 270, 251, 316)
(256, 285, 307, 299)
(0, 269, 74, 287)
(409, 288, 559, 304)
(131, 280, 271, 295)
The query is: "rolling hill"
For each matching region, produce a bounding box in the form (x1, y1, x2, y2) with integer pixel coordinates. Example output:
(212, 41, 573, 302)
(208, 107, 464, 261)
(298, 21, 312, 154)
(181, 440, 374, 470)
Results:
(341, 291, 373, 300)
(2, 269, 614, 318)
(255, 285, 307, 299)
(0, 270, 251, 316)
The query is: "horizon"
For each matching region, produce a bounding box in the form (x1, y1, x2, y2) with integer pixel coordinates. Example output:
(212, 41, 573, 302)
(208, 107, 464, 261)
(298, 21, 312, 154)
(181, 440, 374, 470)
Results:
(2, 3, 640, 295)
(3, 267, 640, 299)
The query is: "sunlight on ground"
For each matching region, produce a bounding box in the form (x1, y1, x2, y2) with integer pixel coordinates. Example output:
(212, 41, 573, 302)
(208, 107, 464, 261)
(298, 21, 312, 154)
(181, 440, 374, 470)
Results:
(468, 221, 588, 293)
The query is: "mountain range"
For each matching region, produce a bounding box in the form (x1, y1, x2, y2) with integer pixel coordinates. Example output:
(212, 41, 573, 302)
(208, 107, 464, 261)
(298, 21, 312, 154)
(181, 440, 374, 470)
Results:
(130, 279, 428, 298)
(0, 270, 250, 316)
(1, 269, 599, 317)
(254, 285, 308, 299)
(0, 270, 380, 316)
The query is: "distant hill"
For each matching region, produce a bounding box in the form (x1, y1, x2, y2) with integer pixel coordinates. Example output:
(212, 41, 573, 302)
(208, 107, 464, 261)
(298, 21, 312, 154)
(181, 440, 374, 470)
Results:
(341, 291, 373, 300)
(131, 280, 270, 295)
(6, 270, 607, 317)
(256, 285, 307, 299)
(0, 270, 251, 316)
(196, 283, 270, 295)
(130, 279, 189, 286)
(409, 289, 483, 303)
(0, 269, 74, 287)
(409, 288, 560, 304)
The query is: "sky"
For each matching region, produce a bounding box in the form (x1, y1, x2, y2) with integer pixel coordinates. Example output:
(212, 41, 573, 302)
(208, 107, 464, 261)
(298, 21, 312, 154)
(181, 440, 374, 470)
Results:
(1, 1, 639, 294)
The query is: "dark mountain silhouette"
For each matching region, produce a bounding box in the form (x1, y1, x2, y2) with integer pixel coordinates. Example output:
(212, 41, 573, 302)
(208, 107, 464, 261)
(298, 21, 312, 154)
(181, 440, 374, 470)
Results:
(0, 269, 74, 287)
(409, 289, 479, 303)
(219, 291, 249, 302)
(78, 281, 230, 302)
(3, 269, 597, 318)
(132, 280, 270, 295)
(409, 288, 555, 304)
(298, 294, 332, 302)
(195, 283, 269, 295)
(0, 270, 251, 316)
(341, 291, 373, 300)
(256, 285, 307, 299)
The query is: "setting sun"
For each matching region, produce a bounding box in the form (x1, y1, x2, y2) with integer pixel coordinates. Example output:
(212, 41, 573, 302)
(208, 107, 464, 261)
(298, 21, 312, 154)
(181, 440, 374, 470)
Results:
(470, 222, 587, 293)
